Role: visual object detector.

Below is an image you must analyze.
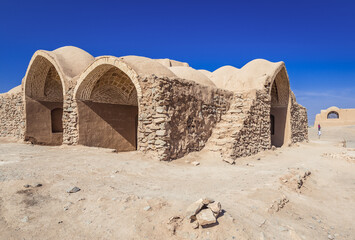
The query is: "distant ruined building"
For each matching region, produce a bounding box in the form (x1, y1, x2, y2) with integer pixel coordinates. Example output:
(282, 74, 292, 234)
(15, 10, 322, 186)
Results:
(314, 106, 355, 127)
(0, 46, 308, 162)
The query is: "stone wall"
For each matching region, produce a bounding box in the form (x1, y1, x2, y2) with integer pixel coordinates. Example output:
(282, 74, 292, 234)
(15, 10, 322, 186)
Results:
(231, 90, 271, 158)
(137, 75, 233, 161)
(0, 92, 25, 138)
(290, 101, 308, 143)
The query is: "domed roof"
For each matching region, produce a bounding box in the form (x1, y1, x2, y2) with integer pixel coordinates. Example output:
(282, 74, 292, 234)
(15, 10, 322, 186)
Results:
(210, 59, 285, 92)
(52, 46, 95, 78)
(155, 58, 189, 67)
(198, 69, 213, 79)
(169, 66, 216, 87)
(120, 56, 177, 78)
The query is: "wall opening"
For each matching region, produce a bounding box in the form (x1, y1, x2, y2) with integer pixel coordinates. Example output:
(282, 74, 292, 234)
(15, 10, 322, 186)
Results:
(327, 111, 339, 119)
(76, 65, 138, 151)
(51, 108, 63, 133)
(270, 68, 290, 147)
(24, 56, 64, 145)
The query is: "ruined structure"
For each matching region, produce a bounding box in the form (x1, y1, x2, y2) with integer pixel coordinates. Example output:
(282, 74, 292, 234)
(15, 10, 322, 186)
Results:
(0, 46, 308, 162)
(314, 106, 355, 127)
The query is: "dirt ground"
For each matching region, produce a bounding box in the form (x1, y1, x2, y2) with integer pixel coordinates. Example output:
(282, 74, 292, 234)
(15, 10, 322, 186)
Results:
(0, 126, 355, 240)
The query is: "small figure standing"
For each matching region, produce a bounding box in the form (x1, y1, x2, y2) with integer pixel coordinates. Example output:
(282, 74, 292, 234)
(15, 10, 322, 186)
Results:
(318, 124, 321, 131)
(318, 124, 322, 139)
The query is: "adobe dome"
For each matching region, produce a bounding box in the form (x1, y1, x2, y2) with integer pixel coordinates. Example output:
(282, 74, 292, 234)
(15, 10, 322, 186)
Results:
(169, 66, 216, 87)
(52, 46, 95, 78)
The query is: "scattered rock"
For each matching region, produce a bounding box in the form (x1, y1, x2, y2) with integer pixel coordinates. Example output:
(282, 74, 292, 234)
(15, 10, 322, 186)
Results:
(111, 149, 118, 153)
(23, 184, 31, 188)
(271, 146, 276, 151)
(21, 216, 29, 223)
(35, 183, 42, 187)
(269, 195, 289, 213)
(67, 187, 81, 193)
(328, 234, 334, 240)
(191, 221, 199, 229)
(191, 161, 200, 166)
(143, 206, 151, 211)
(208, 201, 221, 217)
(196, 209, 216, 226)
(58, 221, 63, 224)
(257, 157, 261, 161)
(186, 199, 205, 219)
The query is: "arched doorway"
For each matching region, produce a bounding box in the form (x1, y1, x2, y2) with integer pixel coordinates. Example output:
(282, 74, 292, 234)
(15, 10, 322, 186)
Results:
(270, 68, 290, 147)
(327, 111, 339, 119)
(24, 56, 64, 145)
(75, 65, 138, 151)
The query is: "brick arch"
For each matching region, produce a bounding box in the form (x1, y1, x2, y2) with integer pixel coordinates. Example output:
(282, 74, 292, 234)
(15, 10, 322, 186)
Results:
(327, 111, 339, 119)
(24, 51, 67, 101)
(74, 56, 142, 104)
(74, 56, 142, 152)
(23, 51, 66, 145)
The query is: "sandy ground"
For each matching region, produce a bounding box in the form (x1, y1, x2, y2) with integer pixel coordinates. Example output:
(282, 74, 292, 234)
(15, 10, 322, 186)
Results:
(0, 126, 355, 240)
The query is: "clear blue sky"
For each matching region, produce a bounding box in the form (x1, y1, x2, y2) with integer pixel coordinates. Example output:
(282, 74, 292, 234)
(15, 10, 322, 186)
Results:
(1, 0, 354, 124)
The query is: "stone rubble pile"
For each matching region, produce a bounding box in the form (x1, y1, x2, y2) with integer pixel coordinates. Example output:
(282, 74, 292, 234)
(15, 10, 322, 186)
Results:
(186, 198, 222, 228)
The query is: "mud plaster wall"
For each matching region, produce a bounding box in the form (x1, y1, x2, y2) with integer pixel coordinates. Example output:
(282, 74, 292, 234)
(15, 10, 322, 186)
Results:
(290, 101, 308, 143)
(77, 101, 138, 151)
(0, 92, 25, 138)
(25, 97, 62, 145)
(138, 76, 233, 161)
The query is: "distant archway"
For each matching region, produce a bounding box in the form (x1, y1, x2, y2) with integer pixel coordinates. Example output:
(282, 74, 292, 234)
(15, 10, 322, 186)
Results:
(327, 111, 339, 119)
(75, 64, 139, 151)
(270, 67, 290, 147)
(24, 55, 65, 145)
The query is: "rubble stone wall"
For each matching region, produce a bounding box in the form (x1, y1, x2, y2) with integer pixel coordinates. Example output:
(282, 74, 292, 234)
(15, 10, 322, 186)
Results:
(291, 101, 309, 143)
(137, 75, 233, 161)
(0, 92, 25, 138)
(231, 90, 271, 158)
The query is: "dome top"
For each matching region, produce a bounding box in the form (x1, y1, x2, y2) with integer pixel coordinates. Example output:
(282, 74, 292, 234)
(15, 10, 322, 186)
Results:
(51, 46, 95, 78)
(169, 66, 216, 87)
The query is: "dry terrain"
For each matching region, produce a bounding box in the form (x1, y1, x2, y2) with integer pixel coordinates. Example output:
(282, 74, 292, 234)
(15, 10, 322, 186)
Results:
(0, 126, 355, 240)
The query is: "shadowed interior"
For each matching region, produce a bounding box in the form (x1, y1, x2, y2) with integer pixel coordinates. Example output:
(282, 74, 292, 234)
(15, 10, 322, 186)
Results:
(270, 68, 290, 147)
(24, 56, 64, 145)
(76, 66, 138, 151)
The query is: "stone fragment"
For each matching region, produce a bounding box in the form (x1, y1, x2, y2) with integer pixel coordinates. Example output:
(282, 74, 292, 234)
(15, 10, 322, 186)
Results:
(23, 184, 31, 188)
(191, 221, 199, 229)
(191, 161, 200, 166)
(208, 201, 221, 216)
(67, 186, 81, 193)
(196, 209, 216, 226)
(21, 216, 29, 223)
(35, 183, 42, 187)
(186, 199, 204, 219)
(143, 206, 151, 211)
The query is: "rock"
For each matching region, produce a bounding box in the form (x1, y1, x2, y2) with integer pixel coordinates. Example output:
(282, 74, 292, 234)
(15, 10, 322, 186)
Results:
(35, 183, 42, 187)
(271, 146, 276, 151)
(191, 161, 200, 166)
(186, 199, 204, 219)
(67, 187, 81, 193)
(328, 234, 334, 240)
(23, 184, 31, 188)
(196, 209, 216, 226)
(143, 206, 151, 211)
(202, 198, 214, 205)
(191, 221, 199, 229)
(208, 201, 221, 217)
(21, 216, 29, 223)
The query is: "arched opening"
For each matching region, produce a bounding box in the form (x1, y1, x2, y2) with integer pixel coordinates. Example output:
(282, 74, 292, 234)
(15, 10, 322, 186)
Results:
(24, 56, 64, 145)
(75, 65, 138, 151)
(327, 111, 339, 119)
(270, 68, 290, 147)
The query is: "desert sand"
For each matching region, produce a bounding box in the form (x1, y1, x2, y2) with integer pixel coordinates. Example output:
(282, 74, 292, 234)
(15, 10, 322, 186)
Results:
(0, 126, 354, 240)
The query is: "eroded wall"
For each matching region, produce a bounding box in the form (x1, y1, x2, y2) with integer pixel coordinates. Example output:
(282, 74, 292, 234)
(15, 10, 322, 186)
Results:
(290, 101, 308, 143)
(0, 92, 25, 138)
